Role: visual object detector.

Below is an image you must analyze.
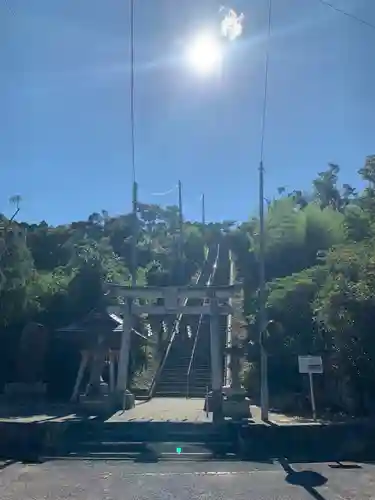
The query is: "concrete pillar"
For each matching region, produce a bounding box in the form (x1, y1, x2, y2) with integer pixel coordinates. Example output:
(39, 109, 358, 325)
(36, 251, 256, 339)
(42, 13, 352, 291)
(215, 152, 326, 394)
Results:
(86, 336, 107, 396)
(210, 295, 223, 422)
(71, 350, 89, 402)
(225, 325, 232, 386)
(116, 300, 134, 409)
(109, 351, 115, 393)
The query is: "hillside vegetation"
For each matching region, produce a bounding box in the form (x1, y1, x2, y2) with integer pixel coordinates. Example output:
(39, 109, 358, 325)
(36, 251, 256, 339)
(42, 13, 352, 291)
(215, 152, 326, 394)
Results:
(1, 156, 375, 415)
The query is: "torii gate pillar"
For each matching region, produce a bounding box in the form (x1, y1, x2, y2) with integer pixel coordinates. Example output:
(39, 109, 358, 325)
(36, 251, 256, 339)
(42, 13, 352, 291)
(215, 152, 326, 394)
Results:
(209, 294, 223, 422)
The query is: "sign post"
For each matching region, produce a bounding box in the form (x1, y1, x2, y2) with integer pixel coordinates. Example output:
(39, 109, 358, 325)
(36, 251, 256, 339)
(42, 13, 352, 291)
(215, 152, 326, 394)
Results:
(298, 355, 323, 421)
(308, 372, 316, 420)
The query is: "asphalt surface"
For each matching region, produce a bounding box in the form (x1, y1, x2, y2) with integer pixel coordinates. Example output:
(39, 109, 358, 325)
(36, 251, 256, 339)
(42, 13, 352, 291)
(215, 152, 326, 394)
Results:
(1, 458, 375, 499)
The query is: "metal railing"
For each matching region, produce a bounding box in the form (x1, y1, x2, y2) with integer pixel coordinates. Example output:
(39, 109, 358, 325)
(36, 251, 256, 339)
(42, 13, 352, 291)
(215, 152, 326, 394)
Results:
(186, 245, 221, 398)
(224, 250, 235, 386)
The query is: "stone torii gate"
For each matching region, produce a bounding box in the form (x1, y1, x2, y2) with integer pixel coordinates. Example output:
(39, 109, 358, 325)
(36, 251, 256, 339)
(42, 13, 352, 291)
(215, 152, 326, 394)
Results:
(106, 284, 239, 420)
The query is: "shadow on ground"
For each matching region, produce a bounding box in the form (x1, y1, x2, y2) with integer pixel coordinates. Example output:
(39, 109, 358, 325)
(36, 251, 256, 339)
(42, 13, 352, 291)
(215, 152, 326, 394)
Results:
(279, 458, 328, 500)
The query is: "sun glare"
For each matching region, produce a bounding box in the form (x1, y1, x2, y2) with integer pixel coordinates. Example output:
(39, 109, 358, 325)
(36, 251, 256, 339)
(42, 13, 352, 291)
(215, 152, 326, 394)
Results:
(186, 33, 222, 76)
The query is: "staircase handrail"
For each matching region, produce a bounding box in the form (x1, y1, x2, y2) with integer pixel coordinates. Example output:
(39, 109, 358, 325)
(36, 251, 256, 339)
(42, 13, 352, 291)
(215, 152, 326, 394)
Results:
(147, 247, 214, 399)
(224, 250, 235, 386)
(186, 245, 221, 398)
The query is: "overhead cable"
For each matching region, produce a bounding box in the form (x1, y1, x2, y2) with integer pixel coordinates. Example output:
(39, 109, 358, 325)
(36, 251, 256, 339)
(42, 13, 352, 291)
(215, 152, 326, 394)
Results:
(317, 0, 375, 31)
(130, 0, 136, 183)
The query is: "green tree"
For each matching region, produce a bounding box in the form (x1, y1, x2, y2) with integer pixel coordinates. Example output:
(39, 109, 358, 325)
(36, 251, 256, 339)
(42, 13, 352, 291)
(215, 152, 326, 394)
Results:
(0, 223, 35, 327)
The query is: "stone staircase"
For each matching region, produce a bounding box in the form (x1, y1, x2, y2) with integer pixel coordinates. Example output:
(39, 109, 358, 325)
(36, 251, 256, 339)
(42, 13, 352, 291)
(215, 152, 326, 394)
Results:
(154, 326, 211, 397)
(153, 295, 228, 399)
(153, 245, 228, 399)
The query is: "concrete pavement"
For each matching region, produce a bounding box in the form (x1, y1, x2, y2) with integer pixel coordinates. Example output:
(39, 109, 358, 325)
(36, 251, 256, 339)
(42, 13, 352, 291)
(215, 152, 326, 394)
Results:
(109, 398, 212, 422)
(0, 398, 346, 425)
(108, 398, 320, 424)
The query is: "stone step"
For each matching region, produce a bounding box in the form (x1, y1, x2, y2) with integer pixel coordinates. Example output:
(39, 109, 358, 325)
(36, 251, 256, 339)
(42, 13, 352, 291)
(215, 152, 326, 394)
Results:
(189, 371, 211, 376)
(162, 367, 190, 372)
(156, 382, 208, 390)
(154, 391, 191, 397)
(155, 384, 190, 390)
(163, 365, 210, 372)
(54, 441, 237, 461)
(161, 366, 210, 373)
(189, 373, 211, 377)
(159, 372, 188, 379)
(159, 370, 188, 377)
(164, 358, 210, 365)
(158, 371, 210, 378)
(154, 392, 209, 398)
(161, 364, 189, 370)
(157, 379, 187, 385)
(163, 356, 191, 362)
(155, 389, 209, 396)
(156, 378, 211, 390)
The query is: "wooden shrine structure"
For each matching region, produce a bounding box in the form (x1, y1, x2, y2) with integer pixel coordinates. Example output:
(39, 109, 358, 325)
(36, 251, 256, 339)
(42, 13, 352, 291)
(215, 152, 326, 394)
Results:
(56, 309, 147, 407)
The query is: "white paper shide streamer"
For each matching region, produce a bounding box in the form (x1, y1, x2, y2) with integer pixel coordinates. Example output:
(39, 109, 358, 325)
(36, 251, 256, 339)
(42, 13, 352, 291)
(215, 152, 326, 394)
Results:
(220, 6, 244, 41)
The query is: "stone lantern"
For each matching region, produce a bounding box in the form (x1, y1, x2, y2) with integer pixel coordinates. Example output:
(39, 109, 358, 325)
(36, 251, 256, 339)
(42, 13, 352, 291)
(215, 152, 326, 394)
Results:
(222, 323, 251, 420)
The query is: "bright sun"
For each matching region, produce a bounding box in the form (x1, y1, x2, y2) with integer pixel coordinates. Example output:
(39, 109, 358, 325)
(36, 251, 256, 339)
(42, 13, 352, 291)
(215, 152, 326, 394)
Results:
(186, 33, 222, 76)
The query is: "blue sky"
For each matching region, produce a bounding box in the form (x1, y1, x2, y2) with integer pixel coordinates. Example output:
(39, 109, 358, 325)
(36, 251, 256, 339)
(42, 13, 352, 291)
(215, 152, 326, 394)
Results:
(1, 0, 374, 225)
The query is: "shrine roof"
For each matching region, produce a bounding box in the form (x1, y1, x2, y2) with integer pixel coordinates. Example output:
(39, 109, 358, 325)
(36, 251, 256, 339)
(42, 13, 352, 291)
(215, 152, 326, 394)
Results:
(55, 309, 148, 340)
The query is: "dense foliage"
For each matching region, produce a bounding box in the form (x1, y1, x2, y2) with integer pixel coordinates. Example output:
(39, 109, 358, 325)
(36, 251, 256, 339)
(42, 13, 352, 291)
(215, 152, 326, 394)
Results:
(0, 201, 221, 397)
(0, 204, 215, 330)
(2, 156, 375, 415)
(234, 157, 375, 416)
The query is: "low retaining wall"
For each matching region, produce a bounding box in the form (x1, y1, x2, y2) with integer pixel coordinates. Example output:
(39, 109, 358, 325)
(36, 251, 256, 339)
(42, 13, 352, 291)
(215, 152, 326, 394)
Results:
(0, 419, 374, 462)
(238, 421, 375, 461)
(0, 422, 46, 461)
(0, 421, 73, 461)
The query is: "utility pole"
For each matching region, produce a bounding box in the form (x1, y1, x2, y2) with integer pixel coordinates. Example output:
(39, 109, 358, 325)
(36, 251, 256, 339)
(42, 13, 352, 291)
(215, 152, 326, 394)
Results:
(178, 181, 184, 282)
(258, 0, 273, 422)
(178, 180, 183, 241)
(118, 179, 137, 407)
(131, 181, 138, 287)
(259, 160, 268, 421)
(201, 193, 206, 226)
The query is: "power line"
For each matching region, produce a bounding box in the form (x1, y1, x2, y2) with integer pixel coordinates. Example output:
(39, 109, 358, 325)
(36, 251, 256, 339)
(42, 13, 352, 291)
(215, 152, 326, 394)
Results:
(129, 0, 138, 288)
(130, 0, 136, 184)
(259, 0, 272, 164)
(150, 185, 178, 197)
(317, 0, 375, 31)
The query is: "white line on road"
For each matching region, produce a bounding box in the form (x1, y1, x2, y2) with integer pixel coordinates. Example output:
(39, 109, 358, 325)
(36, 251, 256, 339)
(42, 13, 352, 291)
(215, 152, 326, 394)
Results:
(36, 464, 285, 476)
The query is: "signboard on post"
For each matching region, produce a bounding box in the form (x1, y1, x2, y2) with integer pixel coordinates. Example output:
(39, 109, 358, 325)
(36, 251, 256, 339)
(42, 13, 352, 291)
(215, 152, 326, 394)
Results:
(298, 356, 323, 421)
(298, 355, 323, 374)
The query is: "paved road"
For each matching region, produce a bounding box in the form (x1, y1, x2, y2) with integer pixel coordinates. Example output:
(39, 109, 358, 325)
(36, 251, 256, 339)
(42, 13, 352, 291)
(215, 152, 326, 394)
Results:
(1, 459, 374, 499)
